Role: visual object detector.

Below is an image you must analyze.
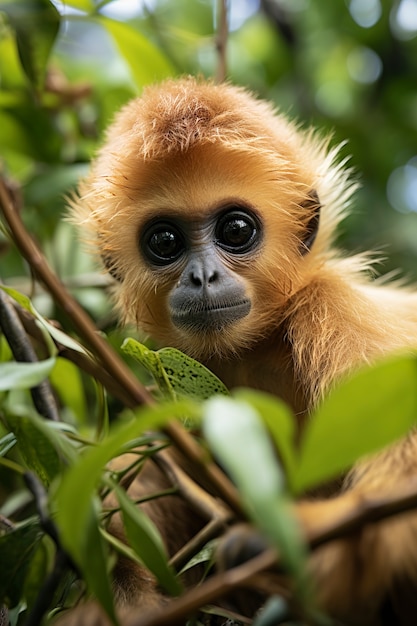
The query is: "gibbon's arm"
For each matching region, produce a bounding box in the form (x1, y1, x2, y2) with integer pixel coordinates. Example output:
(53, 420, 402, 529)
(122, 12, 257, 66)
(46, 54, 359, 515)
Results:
(59, 77, 417, 625)
(295, 437, 417, 623)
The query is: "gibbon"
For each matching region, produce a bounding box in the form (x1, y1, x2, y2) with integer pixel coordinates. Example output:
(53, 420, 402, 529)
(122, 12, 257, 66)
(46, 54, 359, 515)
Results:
(60, 77, 417, 625)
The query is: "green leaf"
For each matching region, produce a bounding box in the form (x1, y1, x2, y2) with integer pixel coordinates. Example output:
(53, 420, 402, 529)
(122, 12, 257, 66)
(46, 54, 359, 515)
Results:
(294, 356, 417, 493)
(252, 596, 290, 626)
(24, 164, 89, 209)
(23, 540, 49, 614)
(0, 518, 42, 607)
(1, 0, 60, 93)
(1, 286, 87, 355)
(202, 397, 306, 587)
(54, 400, 198, 605)
(122, 338, 229, 400)
(158, 347, 229, 399)
(61, 0, 94, 10)
(81, 499, 117, 624)
(178, 539, 216, 575)
(114, 482, 182, 596)
(234, 389, 296, 490)
(5, 410, 63, 485)
(0, 357, 56, 391)
(121, 338, 174, 399)
(97, 16, 174, 87)
(50, 358, 87, 424)
(0, 432, 17, 457)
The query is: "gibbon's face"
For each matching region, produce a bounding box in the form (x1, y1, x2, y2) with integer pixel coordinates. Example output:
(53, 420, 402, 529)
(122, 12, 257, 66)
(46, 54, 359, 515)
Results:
(140, 202, 259, 332)
(95, 143, 320, 360)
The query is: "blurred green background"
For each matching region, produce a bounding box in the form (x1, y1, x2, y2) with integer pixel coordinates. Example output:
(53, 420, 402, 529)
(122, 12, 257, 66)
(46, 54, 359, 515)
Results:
(1, 0, 417, 326)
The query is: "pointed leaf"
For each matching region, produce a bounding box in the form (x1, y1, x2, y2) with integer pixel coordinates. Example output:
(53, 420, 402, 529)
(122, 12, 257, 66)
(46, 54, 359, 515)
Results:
(158, 347, 229, 399)
(5, 410, 63, 485)
(178, 539, 216, 575)
(203, 397, 306, 584)
(234, 389, 296, 490)
(54, 399, 198, 571)
(121, 338, 174, 398)
(97, 17, 174, 87)
(1, 286, 87, 355)
(0, 518, 42, 606)
(294, 356, 417, 493)
(122, 338, 229, 400)
(114, 483, 182, 596)
(2, 0, 60, 93)
(0, 357, 55, 391)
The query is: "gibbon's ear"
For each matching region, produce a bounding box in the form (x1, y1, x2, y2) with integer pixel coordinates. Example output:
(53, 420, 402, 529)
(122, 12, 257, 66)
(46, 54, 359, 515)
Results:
(300, 189, 321, 254)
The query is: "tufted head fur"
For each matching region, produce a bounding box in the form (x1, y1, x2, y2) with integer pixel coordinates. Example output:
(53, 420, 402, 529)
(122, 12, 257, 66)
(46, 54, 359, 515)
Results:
(70, 77, 359, 364)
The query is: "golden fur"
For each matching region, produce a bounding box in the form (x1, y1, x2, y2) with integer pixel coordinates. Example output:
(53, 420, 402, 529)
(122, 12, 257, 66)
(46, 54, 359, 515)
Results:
(64, 77, 417, 625)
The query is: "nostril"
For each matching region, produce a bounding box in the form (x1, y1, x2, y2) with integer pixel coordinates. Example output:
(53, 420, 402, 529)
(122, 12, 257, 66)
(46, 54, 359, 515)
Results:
(190, 270, 218, 287)
(190, 271, 203, 287)
(208, 271, 219, 284)
(188, 261, 220, 288)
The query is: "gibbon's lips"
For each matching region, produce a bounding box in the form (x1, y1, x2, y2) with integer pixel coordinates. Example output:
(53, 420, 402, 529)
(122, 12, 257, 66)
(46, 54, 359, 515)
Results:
(170, 299, 251, 331)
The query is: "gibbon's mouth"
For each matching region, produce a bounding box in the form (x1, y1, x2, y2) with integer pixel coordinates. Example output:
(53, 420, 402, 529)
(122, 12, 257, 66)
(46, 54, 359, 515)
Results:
(171, 299, 251, 332)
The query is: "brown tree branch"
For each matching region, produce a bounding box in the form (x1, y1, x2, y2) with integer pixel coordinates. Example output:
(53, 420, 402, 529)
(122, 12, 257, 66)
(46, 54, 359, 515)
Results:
(156, 450, 232, 522)
(17, 304, 140, 409)
(154, 450, 233, 571)
(124, 477, 417, 626)
(127, 549, 278, 626)
(309, 477, 417, 548)
(0, 287, 60, 421)
(0, 177, 152, 409)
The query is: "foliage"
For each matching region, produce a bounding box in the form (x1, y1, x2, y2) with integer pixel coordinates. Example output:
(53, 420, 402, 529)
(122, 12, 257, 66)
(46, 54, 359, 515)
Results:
(1, 285, 417, 624)
(0, 1, 417, 625)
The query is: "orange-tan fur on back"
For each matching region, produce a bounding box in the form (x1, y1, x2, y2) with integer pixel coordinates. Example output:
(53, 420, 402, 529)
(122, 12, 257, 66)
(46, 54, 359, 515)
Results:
(68, 77, 417, 626)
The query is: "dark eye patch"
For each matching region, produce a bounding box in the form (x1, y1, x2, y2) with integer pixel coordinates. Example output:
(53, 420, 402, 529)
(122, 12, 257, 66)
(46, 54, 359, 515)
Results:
(141, 221, 186, 266)
(215, 208, 260, 254)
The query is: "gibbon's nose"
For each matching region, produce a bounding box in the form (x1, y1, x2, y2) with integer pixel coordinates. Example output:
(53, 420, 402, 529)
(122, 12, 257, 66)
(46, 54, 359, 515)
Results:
(187, 256, 220, 289)
(189, 266, 219, 288)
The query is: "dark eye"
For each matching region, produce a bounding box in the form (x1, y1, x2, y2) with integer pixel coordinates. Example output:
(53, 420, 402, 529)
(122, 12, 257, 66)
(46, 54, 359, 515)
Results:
(215, 209, 260, 253)
(141, 221, 185, 266)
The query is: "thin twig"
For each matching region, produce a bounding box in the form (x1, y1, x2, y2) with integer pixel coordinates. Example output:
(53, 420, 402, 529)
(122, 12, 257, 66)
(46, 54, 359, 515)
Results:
(16, 305, 139, 408)
(169, 517, 227, 572)
(154, 450, 233, 570)
(0, 178, 152, 409)
(24, 550, 70, 626)
(123, 477, 417, 626)
(0, 287, 59, 420)
(126, 549, 278, 626)
(24, 472, 62, 548)
(215, 0, 228, 83)
(155, 449, 233, 522)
